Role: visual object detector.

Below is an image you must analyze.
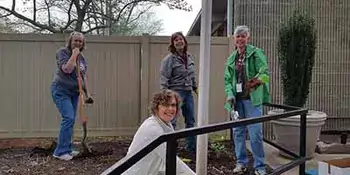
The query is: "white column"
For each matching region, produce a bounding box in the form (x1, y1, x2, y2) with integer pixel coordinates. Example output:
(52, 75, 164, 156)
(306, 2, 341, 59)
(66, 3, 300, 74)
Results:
(227, 0, 233, 36)
(196, 0, 212, 174)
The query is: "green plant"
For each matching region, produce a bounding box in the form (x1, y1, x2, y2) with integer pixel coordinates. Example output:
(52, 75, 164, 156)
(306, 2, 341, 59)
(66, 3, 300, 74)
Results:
(277, 9, 317, 107)
(210, 142, 225, 153)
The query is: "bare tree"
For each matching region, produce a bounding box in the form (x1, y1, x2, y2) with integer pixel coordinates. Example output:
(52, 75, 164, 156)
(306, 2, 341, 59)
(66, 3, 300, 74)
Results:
(0, 0, 192, 34)
(111, 9, 163, 35)
(0, 17, 18, 33)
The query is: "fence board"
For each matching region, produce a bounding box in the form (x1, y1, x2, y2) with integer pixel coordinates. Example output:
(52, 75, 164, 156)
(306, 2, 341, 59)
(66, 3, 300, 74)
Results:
(0, 32, 349, 139)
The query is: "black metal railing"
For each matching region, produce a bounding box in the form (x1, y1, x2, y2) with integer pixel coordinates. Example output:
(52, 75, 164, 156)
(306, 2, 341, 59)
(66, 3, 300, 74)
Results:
(101, 103, 308, 175)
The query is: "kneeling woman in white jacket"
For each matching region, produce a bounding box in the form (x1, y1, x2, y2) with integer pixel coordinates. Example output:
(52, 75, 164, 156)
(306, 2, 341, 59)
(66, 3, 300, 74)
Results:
(122, 89, 196, 175)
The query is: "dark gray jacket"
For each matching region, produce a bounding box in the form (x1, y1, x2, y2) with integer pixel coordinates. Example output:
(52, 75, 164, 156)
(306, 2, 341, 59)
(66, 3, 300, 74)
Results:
(159, 53, 197, 91)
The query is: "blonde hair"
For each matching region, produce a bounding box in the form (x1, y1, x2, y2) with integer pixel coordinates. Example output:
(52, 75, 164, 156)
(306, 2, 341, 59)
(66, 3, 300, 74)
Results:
(66, 31, 86, 51)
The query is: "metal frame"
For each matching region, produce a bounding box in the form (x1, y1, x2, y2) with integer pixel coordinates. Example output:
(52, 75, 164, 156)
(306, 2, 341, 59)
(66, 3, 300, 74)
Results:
(101, 103, 308, 175)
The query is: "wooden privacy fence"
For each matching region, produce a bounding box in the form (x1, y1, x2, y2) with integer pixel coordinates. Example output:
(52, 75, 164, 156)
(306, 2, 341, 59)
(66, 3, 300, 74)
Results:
(0, 33, 349, 139)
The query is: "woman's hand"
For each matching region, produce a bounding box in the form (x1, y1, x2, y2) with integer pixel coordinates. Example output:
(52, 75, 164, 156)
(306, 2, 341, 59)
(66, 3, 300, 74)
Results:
(60, 48, 80, 74)
(244, 78, 263, 95)
(72, 48, 80, 57)
(85, 95, 94, 104)
(246, 78, 263, 89)
(226, 96, 235, 107)
(193, 87, 198, 95)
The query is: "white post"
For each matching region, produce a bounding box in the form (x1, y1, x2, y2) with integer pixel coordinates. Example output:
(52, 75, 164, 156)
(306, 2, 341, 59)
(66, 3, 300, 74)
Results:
(196, 0, 212, 174)
(227, 0, 233, 36)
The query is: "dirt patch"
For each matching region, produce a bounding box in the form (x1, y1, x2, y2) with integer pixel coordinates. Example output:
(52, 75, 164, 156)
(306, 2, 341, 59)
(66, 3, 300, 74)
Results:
(178, 139, 273, 174)
(0, 137, 272, 175)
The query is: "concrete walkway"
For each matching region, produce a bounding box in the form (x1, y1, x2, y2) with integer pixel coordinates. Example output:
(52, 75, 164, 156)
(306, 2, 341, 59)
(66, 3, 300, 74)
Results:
(246, 141, 350, 175)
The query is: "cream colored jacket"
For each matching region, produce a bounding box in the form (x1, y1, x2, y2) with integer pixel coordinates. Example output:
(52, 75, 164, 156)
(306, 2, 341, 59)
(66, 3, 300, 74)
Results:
(122, 116, 196, 175)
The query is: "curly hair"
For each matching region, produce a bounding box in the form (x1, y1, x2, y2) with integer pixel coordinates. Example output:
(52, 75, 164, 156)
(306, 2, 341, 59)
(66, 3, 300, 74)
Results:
(66, 31, 86, 52)
(168, 31, 188, 54)
(149, 89, 182, 116)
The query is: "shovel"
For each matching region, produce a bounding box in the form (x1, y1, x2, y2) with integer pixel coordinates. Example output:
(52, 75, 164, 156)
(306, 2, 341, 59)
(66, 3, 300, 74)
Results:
(229, 103, 240, 142)
(76, 60, 93, 154)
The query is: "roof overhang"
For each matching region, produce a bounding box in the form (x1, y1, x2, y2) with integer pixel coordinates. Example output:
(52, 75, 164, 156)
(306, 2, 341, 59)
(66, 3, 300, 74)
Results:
(186, 0, 228, 36)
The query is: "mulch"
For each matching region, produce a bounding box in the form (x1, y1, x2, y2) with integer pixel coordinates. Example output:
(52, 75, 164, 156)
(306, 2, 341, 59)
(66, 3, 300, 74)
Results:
(0, 137, 273, 175)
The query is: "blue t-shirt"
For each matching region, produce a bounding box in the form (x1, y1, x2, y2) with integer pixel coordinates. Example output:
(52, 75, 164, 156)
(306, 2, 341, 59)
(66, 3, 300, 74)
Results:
(52, 47, 87, 92)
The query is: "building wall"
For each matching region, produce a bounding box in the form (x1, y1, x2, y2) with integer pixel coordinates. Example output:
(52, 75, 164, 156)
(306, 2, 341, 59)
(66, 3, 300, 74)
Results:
(231, 0, 350, 138)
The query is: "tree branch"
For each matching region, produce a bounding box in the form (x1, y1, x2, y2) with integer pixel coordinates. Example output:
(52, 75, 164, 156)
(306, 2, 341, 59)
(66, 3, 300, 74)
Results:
(1, 0, 189, 34)
(44, 0, 51, 26)
(0, 13, 12, 18)
(82, 25, 108, 34)
(11, 0, 15, 11)
(74, 0, 93, 31)
(115, 0, 145, 23)
(0, 6, 59, 33)
(128, 5, 152, 24)
(7, 21, 42, 31)
(60, 0, 75, 31)
(33, 0, 36, 21)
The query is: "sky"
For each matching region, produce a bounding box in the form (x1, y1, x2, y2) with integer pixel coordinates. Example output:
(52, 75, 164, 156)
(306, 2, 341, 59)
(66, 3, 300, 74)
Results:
(153, 1, 201, 36)
(0, 0, 201, 36)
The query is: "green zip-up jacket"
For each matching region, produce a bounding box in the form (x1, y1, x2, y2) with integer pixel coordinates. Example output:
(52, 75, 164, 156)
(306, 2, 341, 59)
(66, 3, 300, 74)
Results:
(224, 44, 270, 111)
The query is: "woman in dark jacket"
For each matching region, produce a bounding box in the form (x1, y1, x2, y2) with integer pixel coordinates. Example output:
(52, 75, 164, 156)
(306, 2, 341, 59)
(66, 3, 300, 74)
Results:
(159, 32, 198, 154)
(51, 31, 94, 161)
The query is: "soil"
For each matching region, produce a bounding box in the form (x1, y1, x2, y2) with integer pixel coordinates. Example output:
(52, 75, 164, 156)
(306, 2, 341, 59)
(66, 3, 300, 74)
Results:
(0, 137, 273, 175)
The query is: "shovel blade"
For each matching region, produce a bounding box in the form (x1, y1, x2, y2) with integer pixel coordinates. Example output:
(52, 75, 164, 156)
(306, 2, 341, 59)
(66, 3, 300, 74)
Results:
(81, 122, 92, 154)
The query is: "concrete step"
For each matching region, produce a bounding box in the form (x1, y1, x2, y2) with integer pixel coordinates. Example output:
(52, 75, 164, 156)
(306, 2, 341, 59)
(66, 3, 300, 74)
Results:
(245, 140, 350, 175)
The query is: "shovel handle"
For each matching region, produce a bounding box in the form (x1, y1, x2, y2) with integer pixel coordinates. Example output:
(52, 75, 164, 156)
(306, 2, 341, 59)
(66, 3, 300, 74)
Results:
(76, 59, 88, 123)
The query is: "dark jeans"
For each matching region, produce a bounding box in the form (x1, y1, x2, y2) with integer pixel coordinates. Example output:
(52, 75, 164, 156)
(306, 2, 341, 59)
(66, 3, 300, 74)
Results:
(51, 83, 79, 156)
(171, 90, 196, 153)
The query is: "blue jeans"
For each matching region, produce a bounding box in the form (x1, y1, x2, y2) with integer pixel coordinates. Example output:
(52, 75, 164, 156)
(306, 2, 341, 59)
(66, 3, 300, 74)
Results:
(51, 83, 79, 156)
(171, 90, 196, 152)
(233, 99, 266, 171)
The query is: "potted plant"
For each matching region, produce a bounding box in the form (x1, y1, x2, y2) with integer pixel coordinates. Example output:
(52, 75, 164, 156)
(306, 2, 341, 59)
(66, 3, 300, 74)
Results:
(268, 9, 327, 159)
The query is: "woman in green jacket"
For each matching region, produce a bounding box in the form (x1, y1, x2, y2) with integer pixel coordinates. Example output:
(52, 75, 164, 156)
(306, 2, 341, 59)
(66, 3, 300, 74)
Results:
(224, 25, 270, 175)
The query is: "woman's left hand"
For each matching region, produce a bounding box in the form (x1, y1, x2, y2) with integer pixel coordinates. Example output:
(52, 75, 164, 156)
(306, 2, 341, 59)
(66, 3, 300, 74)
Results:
(85, 95, 94, 104)
(244, 78, 263, 95)
(246, 78, 263, 89)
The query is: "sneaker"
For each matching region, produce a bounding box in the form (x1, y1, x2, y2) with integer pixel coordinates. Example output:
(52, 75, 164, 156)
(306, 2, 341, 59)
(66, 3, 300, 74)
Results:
(254, 169, 267, 175)
(233, 164, 247, 174)
(53, 153, 73, 161)
(71, 150, 80, 157)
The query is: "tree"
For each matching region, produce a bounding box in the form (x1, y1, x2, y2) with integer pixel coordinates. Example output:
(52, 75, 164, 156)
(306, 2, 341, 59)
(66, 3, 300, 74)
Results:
(111, 10, 163, 35)
(0, 17, 18, 33)
(0, 0, 191, 34)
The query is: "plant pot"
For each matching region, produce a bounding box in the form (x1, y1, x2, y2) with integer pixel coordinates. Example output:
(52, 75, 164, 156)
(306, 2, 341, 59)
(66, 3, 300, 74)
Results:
(268, 109, 327, 159)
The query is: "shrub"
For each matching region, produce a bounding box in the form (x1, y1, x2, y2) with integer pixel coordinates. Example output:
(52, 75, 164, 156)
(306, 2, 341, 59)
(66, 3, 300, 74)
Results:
(277, 9, 317, 107)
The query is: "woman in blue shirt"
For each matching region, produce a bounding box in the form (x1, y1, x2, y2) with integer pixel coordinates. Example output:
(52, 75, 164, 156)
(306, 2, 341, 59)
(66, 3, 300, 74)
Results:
(51, 31, 93, 161)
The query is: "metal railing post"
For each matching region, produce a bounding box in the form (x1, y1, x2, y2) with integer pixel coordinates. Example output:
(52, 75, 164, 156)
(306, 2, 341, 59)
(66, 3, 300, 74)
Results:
(166, 138, 177, 175)
(299, 113, 307, 175)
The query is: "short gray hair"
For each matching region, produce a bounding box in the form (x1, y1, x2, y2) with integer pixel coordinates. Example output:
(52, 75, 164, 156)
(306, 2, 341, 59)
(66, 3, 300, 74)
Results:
(233, 25, 250, 36)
